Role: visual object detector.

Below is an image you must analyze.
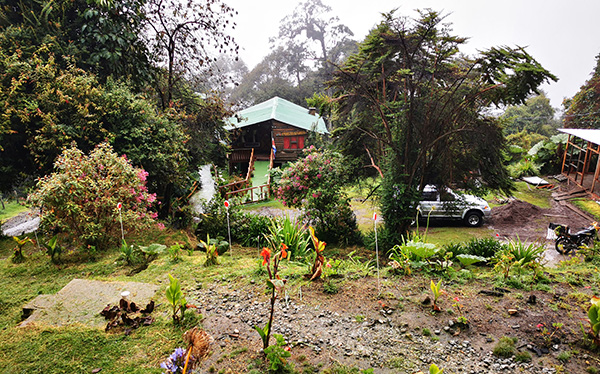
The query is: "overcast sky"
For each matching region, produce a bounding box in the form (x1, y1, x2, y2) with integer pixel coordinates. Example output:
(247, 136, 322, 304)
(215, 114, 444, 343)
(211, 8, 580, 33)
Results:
(224, 0, 600, 112)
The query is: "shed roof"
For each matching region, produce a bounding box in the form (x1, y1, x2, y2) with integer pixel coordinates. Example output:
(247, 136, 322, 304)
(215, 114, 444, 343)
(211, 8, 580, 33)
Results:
(559, 128, 600, 145)
(225, 97, 328, 134)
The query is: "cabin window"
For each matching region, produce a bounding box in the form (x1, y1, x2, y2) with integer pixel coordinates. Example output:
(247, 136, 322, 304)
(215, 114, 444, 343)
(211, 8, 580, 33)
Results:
(283, 136, 305, 150)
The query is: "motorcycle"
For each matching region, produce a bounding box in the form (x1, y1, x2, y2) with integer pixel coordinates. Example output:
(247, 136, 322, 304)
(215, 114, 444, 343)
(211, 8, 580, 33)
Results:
(548, 222, 600, 255)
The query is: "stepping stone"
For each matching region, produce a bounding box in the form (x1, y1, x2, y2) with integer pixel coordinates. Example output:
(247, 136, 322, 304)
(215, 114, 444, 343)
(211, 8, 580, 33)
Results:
(20, 279, 160, 328)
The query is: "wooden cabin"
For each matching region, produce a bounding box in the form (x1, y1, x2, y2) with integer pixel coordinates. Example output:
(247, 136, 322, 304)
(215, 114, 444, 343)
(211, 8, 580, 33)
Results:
(559, 128, 600, 198)
(225, 97, 328, 175)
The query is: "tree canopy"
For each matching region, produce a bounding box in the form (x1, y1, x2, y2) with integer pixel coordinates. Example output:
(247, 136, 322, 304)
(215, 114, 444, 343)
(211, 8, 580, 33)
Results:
(328, 10, 557, 239)
(563, 53, 600, 129)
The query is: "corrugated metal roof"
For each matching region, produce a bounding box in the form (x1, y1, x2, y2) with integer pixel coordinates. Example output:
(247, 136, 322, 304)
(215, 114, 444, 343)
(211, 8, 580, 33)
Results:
(559, 128, 600, 145)
(225, 97, 328, 134)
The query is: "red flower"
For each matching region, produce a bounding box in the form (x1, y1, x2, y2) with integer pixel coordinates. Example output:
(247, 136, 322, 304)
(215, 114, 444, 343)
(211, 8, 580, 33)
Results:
(537, 323, 544, 328)
(280, 243, 288, 259)
(260, 247, 271, 266)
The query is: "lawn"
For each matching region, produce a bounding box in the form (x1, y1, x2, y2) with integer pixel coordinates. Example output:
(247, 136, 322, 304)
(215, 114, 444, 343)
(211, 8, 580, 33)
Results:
(0, 200, 28, 222)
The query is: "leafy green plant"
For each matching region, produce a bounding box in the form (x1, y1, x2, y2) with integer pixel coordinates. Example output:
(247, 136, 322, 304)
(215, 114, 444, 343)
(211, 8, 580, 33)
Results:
(119, 239, 135, 265)
(388, 244, 413, 275)
(42, 235, 62, 264)
(586, 296, 600, 347)
(11, 236, 33, 263)
(430, 279, 443, 312)
(264, 216, 310, 261)
(168, 243, 183, 263)
(256, 243, 288, 350)
(139, 243, 166, 264)
(428, 364, 444, 374)
(461, 237, 504, 258)
(456, 254, 487, 267)
(165, 274, 187, 324)
(198, 234, 219, 266)
(263, 334, 292, 373)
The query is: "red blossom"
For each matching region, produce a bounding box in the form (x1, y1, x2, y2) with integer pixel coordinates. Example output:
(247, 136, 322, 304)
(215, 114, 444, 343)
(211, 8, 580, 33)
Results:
(260, 247, 271, 265)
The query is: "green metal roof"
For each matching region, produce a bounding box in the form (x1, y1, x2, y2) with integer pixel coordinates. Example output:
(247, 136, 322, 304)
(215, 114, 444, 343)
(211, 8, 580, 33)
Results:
(226, 97, 328, 134)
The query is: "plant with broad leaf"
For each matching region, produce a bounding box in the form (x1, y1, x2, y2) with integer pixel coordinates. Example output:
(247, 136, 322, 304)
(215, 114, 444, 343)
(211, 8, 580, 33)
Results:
(263, 334, 292, 373)
(255, 243, 288, 350)
(430, 279, 443, 312)
(308, 226, 326, 280)
(12, 236, 33, 263)
(587, 296, 600, 347)
(42, 235, 62, 264)
(198, 234, 219, 266)
(166, 274, 187, 324)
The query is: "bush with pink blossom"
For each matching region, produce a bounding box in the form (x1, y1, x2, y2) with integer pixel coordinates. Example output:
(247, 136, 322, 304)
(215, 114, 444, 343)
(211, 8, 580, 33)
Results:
(276, 147, 360, 244)
(29, 142, 159, 251)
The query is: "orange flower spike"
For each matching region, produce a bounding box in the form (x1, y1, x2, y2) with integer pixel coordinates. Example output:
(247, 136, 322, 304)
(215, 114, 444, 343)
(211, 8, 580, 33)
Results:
(280, 243, 288, 259)
(260, 247, 271, 266)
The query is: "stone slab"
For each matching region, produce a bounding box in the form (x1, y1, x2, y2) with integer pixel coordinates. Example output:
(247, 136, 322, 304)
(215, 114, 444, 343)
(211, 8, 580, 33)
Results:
(20, 279, 160, 328)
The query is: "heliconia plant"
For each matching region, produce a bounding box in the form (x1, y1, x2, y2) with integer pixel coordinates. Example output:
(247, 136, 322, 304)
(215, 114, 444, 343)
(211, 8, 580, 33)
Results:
(308, 226, 326, 281)
(255, 243, 288, 350)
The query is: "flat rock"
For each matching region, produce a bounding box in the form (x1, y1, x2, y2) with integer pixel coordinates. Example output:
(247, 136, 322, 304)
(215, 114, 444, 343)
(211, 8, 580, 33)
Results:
(20, 279, 160, 328)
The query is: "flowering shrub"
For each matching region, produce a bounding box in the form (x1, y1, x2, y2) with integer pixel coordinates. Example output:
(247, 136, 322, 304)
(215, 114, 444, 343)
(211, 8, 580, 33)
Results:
(276, 147, 360, 244)
(28, 142, 158, 251)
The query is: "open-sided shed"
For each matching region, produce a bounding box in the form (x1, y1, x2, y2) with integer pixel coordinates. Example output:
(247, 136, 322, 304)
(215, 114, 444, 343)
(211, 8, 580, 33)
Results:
(559, 128, 600, 198)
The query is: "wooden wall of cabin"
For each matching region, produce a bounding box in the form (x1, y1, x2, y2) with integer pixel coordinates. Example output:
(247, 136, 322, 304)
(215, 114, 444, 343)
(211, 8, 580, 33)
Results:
(272, 121, 308, 162)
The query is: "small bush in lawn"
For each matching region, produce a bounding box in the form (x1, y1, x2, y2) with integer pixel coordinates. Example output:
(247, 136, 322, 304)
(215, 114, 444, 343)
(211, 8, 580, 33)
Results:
(28, 142, 158, 251)
(276, 147, 361, 245)
(514, 351, 532, 363)
(463, 237, 504, 258)
(493, 336, 516, 358)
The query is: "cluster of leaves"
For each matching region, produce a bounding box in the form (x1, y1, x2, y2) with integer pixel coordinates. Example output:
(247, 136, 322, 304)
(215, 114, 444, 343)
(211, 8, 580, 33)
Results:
(276, 146, 360, 244)
(264, 216, 310, 261)
(28, 142, 159, 251)
(166, 274, 187, 324)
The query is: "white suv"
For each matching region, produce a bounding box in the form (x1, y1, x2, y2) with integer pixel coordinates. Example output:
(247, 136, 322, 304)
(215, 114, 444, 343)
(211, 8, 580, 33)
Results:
(417, 185, 492, 227)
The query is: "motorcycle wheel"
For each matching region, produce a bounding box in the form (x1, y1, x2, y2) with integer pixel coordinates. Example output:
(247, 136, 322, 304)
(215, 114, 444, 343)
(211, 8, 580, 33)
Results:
(555, 237, 575, 255)
(580, 236, 594, 249)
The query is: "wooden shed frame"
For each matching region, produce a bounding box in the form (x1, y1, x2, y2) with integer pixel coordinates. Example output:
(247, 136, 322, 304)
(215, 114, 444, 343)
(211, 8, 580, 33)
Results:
(559, 128, 600, 198)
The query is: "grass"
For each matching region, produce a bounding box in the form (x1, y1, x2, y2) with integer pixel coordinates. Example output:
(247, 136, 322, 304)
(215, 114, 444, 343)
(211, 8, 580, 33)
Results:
(571, 198, 600, 220)
(0, 201, 29, 222)
(486, 181, 552, 209)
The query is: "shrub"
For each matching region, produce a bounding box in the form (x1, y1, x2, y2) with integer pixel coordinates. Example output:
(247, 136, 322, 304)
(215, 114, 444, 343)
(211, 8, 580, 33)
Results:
(462, 237, 504, 258)
(232, 212, 272, 247)
(276, 147, 360, 245)
(514, 351, 532, 363)
(493, 336, 516, 358)
(264, 216, 310, 261)
(28, 143, 158, 251)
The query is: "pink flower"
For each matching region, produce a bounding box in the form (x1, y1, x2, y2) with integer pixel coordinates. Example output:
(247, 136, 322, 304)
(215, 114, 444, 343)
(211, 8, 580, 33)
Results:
(454, 297, 460, 302)
(536, 323, 544, 328)
(156, 222, 165, 230)
(150, 212, 158, 219)
(317, 174, 322, 179)
(137, 170, 148, 182)
(147, 194, 156, 203)
(312, 193, 318, 198)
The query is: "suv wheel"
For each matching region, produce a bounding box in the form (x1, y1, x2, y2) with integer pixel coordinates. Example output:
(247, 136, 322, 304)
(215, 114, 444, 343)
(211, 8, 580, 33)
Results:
(464, 211, 483, 227)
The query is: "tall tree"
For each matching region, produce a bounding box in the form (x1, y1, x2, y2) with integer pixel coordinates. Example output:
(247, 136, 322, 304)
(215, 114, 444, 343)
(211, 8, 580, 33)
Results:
(0, 0, 152, 85)
(273, 0, 353, 70)
(563, 53, 600, 128)
(501, 93, 558, 136)
(329, 10, 557, 240)
(144, 0, 239, 108)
